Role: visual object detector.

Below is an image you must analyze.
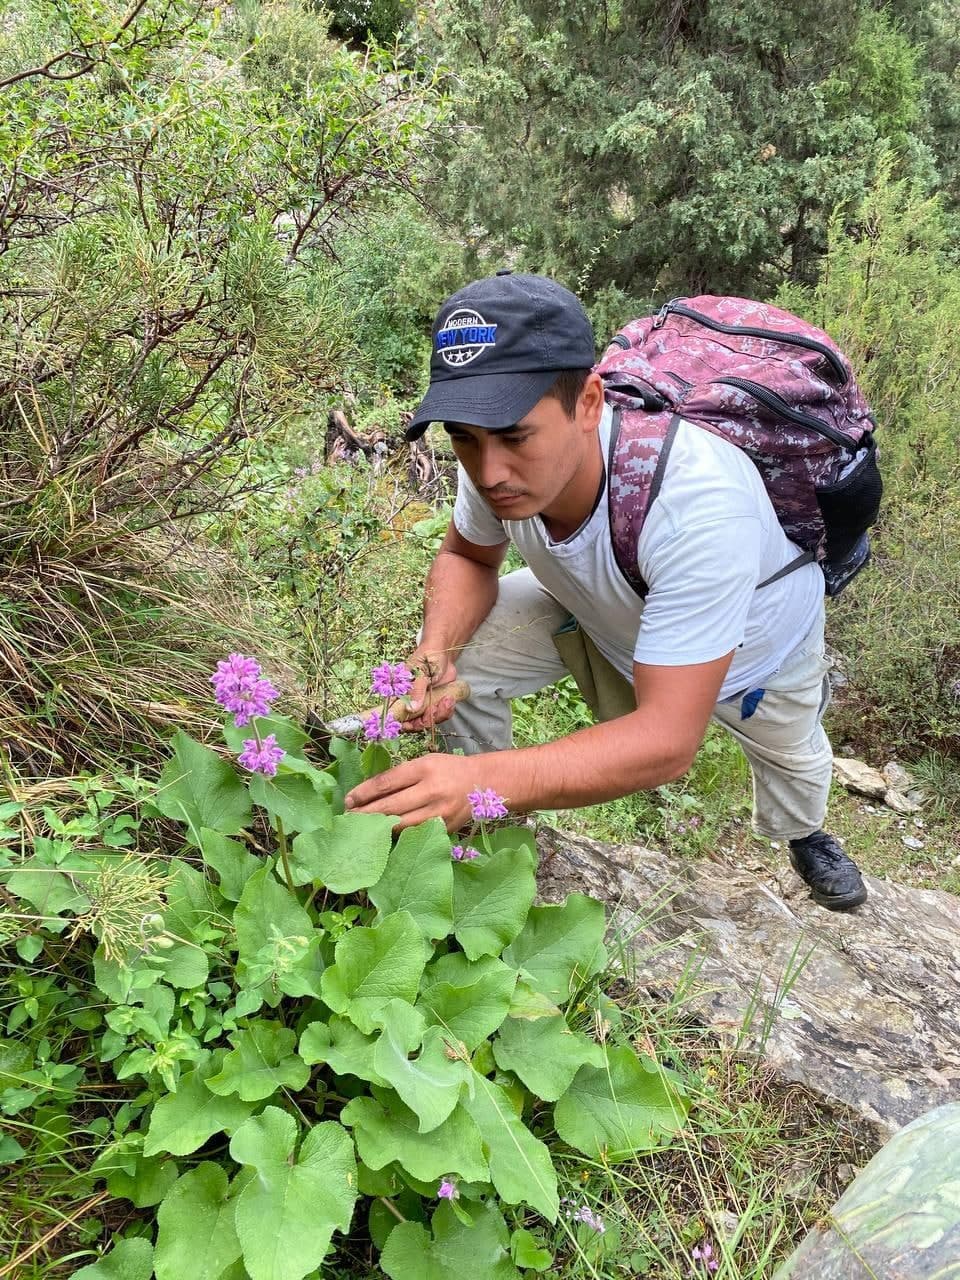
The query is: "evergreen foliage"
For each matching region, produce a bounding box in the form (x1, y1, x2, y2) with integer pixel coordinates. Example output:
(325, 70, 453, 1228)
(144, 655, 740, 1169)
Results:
(778, 166, 960, 755)
(419, 0, 947, 307)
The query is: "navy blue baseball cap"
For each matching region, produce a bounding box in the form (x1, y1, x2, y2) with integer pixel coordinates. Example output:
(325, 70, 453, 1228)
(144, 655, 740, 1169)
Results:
(405, 271, 596, 440)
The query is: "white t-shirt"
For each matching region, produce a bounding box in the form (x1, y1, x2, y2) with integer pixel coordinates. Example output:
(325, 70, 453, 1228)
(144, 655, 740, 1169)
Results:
(452, 402, 823, 701)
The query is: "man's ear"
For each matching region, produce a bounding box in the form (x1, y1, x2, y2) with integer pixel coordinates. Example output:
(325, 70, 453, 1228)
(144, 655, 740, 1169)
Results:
(579, 371, 605, 430)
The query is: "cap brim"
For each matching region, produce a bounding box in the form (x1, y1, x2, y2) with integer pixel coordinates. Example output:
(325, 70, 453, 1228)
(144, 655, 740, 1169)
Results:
(404, 368, 561, 441)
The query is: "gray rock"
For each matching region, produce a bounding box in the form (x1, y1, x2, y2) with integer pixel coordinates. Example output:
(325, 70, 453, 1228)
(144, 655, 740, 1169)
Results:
(773, 1103, 960, 1278)
(833, 757, 888, 798)
(885, 787, 922, 815)
(883, 761, 913, 791)
(535, 827, 960, 1142)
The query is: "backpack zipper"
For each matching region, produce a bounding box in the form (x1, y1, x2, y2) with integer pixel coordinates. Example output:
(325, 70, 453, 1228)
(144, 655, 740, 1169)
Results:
(714, 377, 854, 448)
(655, 301, 848, 386)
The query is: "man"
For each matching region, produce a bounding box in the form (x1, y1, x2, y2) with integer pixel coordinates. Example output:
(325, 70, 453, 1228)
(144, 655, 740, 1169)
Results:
(345, 271, 867, 911)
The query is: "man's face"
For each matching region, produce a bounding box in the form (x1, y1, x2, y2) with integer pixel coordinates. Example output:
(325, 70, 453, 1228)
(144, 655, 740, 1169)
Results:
(445, 374, 604, 522)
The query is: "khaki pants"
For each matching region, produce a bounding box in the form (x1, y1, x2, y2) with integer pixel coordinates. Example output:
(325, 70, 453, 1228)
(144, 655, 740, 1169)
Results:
(441, 568, 833, 842)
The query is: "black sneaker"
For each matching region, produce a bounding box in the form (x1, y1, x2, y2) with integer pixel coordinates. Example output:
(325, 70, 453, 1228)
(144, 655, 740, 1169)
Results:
(788, 830, 867, 911)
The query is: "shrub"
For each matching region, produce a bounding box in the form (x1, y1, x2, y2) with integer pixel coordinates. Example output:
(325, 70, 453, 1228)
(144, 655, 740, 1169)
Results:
(777, 164, 960, 759)
(0, 0, 441, 769)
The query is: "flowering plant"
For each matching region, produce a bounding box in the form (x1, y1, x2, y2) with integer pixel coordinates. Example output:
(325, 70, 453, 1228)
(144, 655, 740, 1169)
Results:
(364, 660, 414, 742)
(4, 651, 689, 1280)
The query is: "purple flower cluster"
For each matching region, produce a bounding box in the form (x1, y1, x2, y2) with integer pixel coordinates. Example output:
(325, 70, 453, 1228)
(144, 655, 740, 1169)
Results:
(561, 1199, 605, 1234)
(451, 845, 479, 862)
(437, 1178, 457, 1200)
(371, 662, 414, 699)
(468, 787, 508, 821)
(363, 711, 402, 742)
(237, 733, 285, 777)
(691, 1242, 719, 1273)
(210, 653, 278, 728)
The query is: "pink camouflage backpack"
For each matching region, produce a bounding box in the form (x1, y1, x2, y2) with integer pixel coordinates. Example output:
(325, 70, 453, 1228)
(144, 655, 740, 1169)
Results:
(597, 296, 882, 598)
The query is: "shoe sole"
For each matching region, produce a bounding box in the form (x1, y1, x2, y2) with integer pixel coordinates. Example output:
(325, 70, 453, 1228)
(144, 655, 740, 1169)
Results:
(788, 851, 868, 911)
(806, 884, 867, 911)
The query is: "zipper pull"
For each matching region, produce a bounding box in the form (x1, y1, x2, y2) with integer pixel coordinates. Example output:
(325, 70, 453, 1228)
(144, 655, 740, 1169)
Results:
(652, 299, 675, 330)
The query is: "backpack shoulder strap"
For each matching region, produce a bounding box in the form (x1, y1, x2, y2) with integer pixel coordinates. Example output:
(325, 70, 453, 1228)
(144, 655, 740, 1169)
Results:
(607, 404, 681, 598)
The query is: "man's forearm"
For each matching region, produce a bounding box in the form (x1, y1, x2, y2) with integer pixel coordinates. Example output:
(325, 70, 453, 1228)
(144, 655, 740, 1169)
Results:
(479, 710, 694, 812)
(419, 550, 500, 659)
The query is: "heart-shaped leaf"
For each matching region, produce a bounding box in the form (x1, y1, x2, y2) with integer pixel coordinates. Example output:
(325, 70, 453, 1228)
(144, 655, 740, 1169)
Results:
(553, 1045, 689, 1160)
(502, 893, 608, 1004)
(369, 818, 454, 940)
(248, 762, 334, 835)
(452, 846, 536, 960)
(206, 1021, 309, 1102)
(341, 1090, 488, 1184)
(299, 1016, 387, 1087)
(372, 1000, 471, 1133)
(290, 812, 394, 891)
(230, 1107, 357, 1280)
(493, 1014, 603, 1102)
(381, 1201, 521, 1280)
(233, 867, 323, 1001)
(143, 1052, 256, 1157)
(321, 911, 427, 1033)
(417, 952, 518, 1051)
(156, 730, 251, 843)
(154, 1162, 241, 1280)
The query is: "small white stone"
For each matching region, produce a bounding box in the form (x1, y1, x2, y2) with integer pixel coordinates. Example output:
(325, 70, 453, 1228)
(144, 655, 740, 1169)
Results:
(902, 835, 924, 850)
(770, 841, 781, 850)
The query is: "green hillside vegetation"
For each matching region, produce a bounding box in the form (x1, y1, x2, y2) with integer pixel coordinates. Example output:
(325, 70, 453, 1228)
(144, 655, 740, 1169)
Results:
(1, 1, 958, 1276)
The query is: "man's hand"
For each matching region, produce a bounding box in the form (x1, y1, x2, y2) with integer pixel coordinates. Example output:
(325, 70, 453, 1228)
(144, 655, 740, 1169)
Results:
(401, 647, 460, 732)
(345, 752, 485, 832)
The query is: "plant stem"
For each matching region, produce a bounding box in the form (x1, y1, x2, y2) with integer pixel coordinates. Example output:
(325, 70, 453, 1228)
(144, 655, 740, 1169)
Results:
(378, 1196, 407, 1224)
(276, 815, 294, 892)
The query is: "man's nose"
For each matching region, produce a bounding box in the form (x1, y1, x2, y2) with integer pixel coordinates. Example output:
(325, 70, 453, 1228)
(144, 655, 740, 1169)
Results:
(475, 440, 510, 489)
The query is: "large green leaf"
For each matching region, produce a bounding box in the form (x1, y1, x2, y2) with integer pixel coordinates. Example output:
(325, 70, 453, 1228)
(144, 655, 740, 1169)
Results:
(553, 1045, 689, 1161)
(289, 811, 394, 891)
(154, 1162, 241, 1280)
(155, 730, 251, 843)
(341, 1090, 489, 1184)
(233, 866, 323, 1001)
(372, 1000, 472, 1134)
(206, 1021, 309, 1102)
(381, 1201, 521, 1280)
(417, 952, 518, 1051)
(143, 1053, 256, 1157)
(230, 1107, 357, 1280)
(502, 893, 608, 1005)
(492, 1015, 603, 1102)
(299, 1016, 387, 1087)
(368, 818, 454, 940)
(5, 860, 91, 918)
(247, 761, 334, 835)
(452, 846, 536, 961)
(199, 828, 261, 902)
(71, 1238, 154, 1280)
(146, 938, 209, 990)
(104, 1149, 179, 1208)
(320, 910, 427, 1033)
(462, 1078, 559, 1222)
